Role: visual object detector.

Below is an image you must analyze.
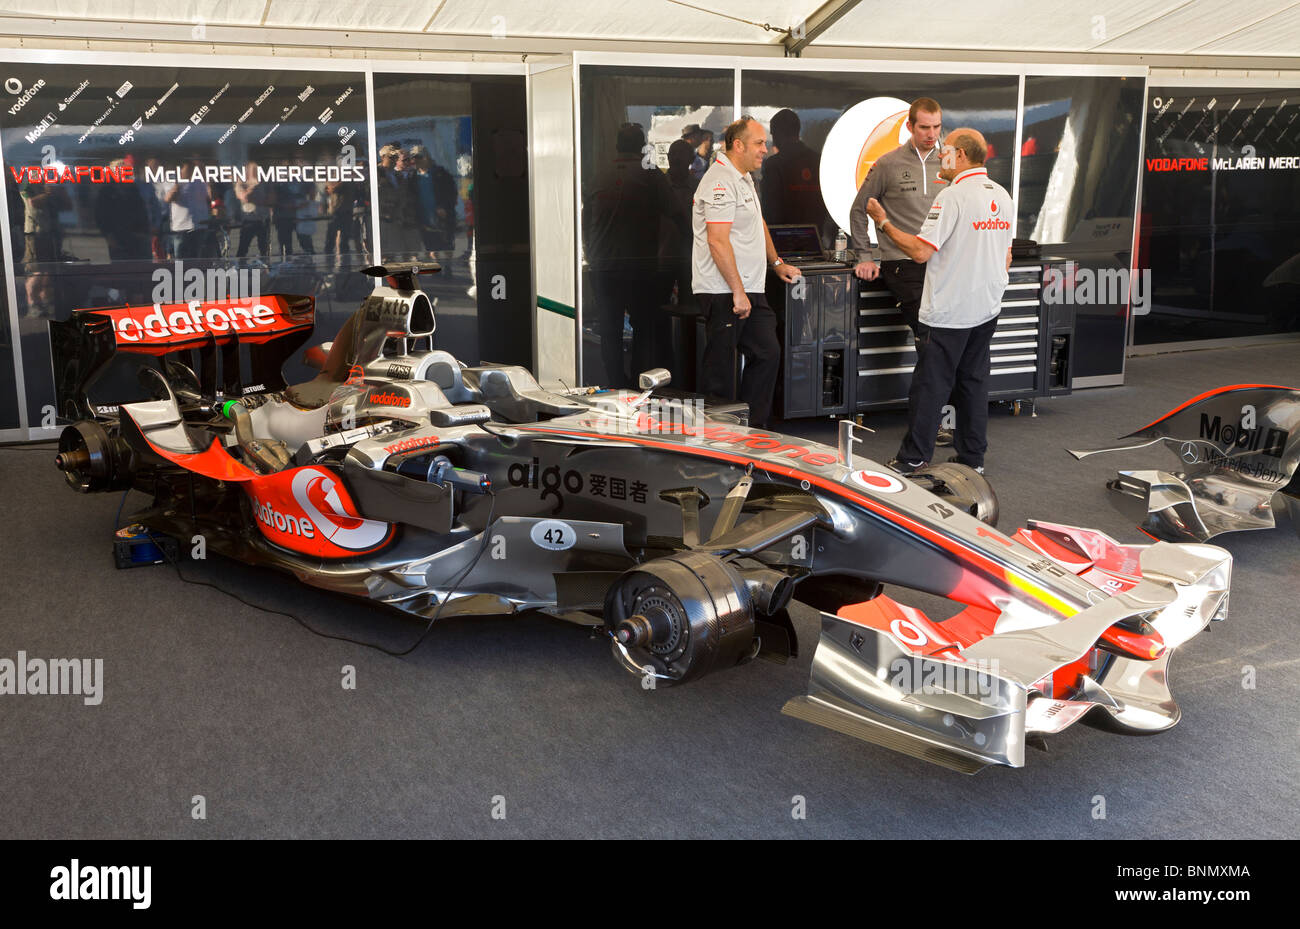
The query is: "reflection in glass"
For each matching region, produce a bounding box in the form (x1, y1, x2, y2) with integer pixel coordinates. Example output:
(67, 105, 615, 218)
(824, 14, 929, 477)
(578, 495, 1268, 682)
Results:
(0, 277, 18, 429)
(579, 65, 734, 388)
(372, 73, 530, 368)
(1017, 76, 1143, 248)
(373, 76, 477, 361)
(741, 70, 1020, 209)
(0, 63, 373, 423)
(760, 108, 833, 244)
(1017, 75, 1144, 380)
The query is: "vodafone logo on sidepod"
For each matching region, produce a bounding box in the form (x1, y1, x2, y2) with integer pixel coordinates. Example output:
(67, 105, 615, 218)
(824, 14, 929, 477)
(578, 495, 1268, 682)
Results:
(248, 467, 390, 555)
(291, 468, 390, 551)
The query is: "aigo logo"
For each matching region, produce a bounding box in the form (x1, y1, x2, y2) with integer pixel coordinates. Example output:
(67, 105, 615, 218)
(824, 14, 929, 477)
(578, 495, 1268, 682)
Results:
(246, 466, 392, 557)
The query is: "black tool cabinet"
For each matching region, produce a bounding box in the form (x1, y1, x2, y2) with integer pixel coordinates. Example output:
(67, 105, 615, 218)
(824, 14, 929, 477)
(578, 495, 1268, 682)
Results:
(771, 261, 1072, 419)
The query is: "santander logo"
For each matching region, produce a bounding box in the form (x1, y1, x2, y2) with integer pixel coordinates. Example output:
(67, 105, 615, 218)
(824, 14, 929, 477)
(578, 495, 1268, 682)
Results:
(291, 468, 390, 551)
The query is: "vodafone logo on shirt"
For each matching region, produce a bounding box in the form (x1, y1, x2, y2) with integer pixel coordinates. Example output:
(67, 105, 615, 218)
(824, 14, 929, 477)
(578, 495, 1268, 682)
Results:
(972, 212, 1011, 231)
(971, 197, 1010, 230)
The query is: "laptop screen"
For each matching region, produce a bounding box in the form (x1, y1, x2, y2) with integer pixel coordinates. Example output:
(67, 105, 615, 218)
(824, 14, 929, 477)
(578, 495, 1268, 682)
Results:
(768, 224, 824, 259)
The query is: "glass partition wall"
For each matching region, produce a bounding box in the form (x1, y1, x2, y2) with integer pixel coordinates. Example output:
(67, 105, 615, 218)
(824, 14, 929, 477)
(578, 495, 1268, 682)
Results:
(574, 59, 1146, 392)
(577, 65, 734, 389)
(0, 52, 530, 440)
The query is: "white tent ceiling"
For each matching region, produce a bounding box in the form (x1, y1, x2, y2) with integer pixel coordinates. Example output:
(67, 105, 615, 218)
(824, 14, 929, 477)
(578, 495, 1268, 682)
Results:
(2, 0, 1298, 57)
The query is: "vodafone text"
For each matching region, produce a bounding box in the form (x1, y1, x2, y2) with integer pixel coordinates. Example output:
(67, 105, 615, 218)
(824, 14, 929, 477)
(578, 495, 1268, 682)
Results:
(113, 302, 278, 343)
(253, 495, 316, 538)
(10, 165, 134, 185)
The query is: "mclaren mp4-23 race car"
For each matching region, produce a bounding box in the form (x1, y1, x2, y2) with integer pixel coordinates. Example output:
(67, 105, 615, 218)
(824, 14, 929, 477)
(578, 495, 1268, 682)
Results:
(51, 263, 1233, 772)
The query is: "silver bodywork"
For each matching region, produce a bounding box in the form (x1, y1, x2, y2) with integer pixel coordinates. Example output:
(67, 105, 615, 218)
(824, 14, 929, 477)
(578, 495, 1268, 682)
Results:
(1070, 385, 1300, 542)
(785, 533, 1230, 772)
(60, 270, 1240, 772)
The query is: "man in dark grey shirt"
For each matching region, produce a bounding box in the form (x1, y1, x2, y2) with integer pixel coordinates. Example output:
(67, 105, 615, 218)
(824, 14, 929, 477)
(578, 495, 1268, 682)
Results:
(850, 98, 952, 447)
(849, 97, 944, 337)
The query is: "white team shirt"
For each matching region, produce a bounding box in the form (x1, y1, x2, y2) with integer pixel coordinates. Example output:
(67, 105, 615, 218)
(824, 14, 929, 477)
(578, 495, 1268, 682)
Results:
(915, 167, 1014, 328)
(692, 152, 767, 294)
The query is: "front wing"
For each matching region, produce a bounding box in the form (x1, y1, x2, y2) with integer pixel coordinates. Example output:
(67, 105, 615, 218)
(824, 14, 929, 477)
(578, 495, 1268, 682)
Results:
(784, 523, 1231, 772)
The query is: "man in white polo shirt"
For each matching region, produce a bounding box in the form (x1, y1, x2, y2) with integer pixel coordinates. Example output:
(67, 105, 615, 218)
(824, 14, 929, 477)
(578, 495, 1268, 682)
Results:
(693, 117, 802, 429)
(865, 127, 1013, 474)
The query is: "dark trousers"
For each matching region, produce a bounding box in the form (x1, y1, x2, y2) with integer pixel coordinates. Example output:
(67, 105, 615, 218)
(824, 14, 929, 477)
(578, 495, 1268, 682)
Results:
(236, 218, 269, 258)
(274, 217, 297, 257)
(590, 269, 669, 389)
(880, 259, 926, 337)
(699, 291, 780, 429)
(896, 317, 998, 468)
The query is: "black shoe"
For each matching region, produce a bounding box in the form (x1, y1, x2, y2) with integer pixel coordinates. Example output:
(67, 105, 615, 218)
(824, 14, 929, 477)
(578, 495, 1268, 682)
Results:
(887, 457, 928, 475)
(947, 455, 984, 475)
(936, 428, 954, 447)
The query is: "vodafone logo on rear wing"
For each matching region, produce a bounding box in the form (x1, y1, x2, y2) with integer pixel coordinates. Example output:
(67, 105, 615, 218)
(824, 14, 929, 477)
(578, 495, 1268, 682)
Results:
(83, 296, 311, 352)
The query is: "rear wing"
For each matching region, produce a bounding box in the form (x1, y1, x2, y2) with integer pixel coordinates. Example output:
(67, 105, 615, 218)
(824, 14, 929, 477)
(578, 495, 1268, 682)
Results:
(50, 294, 314, 421)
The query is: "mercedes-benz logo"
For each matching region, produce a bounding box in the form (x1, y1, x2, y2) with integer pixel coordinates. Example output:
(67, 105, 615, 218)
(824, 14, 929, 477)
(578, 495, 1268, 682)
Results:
(1180, 441, 1201, 464)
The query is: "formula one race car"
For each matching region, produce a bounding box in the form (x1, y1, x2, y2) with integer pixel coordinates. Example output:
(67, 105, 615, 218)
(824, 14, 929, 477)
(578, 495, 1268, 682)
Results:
(51, 263, 1233, 772)
(1070, 384, 1300, 543)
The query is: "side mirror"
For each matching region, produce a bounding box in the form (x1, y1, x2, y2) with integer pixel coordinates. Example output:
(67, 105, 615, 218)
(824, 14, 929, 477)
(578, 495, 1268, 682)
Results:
(637, 368, 671, 391)
(303, 341, 333, 371)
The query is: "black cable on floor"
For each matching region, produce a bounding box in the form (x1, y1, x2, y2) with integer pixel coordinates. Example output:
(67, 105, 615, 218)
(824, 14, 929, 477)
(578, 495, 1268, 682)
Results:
(122, 487, 498, 658)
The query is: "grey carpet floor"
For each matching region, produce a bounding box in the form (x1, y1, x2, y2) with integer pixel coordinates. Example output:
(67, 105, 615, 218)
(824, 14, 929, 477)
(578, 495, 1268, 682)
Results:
(1, 342, 1297, 839)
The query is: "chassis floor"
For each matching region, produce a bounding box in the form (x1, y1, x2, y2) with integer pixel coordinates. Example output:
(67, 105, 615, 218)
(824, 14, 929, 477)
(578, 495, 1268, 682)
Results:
(1, 341, 1297, 839)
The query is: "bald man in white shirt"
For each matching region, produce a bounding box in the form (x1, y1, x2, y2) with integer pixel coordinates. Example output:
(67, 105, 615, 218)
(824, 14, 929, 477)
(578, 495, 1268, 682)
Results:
(866, 128, 1013, 475)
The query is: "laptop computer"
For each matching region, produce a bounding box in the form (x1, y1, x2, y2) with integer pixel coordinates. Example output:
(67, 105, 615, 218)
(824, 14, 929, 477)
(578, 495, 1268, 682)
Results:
(768, 224, 843, 270)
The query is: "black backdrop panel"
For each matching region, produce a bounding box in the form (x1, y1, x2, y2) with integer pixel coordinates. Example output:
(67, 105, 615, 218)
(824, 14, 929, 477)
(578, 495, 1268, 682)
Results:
(1139, 87, 1300, 345)
(370, 72, 531, 368)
